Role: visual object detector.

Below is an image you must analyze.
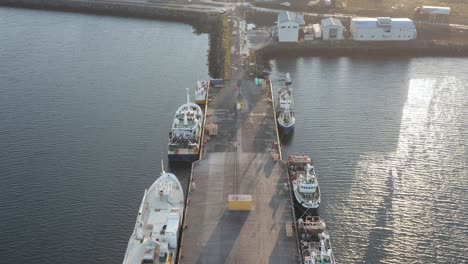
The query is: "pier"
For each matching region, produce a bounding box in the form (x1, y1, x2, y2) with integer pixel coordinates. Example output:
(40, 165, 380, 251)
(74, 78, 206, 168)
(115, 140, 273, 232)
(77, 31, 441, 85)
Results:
(178, 14, 298, 263)
(4, 1, 467, 263)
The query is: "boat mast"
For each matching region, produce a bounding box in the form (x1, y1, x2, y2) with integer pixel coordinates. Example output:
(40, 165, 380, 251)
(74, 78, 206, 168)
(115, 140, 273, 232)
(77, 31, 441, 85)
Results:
(186, 88, 190, 104)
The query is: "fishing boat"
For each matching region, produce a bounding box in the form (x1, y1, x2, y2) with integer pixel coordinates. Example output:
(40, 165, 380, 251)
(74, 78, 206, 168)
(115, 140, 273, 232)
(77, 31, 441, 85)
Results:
(168, 89, 203, 162)
(276, 86, 296, 134)
(123, 163, 184, 264)
(194, 80, 208, 105)
(277, 85, 295, 134)
(277, 110, 295, 134)
(287, 154, 321, 216)
(298, 216, 336, 264)
(277, 85, 294, 111)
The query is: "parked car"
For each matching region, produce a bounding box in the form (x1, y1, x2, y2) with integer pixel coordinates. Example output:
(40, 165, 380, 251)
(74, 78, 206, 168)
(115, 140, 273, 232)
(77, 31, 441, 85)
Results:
(280, 2, 291, 7)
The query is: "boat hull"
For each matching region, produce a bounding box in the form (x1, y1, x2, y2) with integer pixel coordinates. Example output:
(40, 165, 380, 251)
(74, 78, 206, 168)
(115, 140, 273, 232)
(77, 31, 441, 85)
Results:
(292, 194, 319, 217)
(195, 99, 206, 105)
(123, 172, 184, 264)
(277, 121, 295, 135)
(168, 153, 199, 162)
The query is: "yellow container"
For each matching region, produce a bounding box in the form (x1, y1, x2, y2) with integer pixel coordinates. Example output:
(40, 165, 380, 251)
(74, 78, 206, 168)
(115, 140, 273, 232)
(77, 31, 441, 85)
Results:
(228, 195, 253, 211)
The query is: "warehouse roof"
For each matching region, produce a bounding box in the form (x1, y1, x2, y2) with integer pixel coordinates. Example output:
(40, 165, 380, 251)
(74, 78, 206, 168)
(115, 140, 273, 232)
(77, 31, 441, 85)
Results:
(321, 17, 344, 28)
(421, 6, 451, 15)
(352, 18, 415, 29)
(278, 11, 305, 25)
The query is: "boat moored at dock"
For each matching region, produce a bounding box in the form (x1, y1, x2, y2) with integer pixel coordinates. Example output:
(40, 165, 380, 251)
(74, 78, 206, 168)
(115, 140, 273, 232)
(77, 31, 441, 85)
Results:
(277, 84, 295, 134)
(298, 216, 336, 264)
(123, 164, 184, 264)
(194, 80, 208, 105)
(287, 154, 321, 216)
(277, 110, 295, 134)
(168, 89, 203, 162)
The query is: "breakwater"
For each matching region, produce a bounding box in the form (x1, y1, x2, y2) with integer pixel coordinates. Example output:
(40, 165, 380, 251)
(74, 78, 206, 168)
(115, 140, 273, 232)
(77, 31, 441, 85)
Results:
(0, 0, 213, 22)
(257, 40, 468, 59)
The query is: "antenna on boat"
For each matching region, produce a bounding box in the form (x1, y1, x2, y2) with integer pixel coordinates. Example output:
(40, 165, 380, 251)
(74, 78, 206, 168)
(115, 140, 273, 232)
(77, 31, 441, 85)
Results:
(161, 160, 165, 174)
(186, 88, 190, 104)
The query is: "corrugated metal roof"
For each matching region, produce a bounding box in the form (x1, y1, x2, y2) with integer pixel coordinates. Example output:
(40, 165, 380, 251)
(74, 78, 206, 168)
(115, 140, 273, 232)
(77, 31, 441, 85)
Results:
(421, 6, 451, 15)
(278, 11, 305, 25)
(321, 17, 344, 28)
(352, 18, 415, 29)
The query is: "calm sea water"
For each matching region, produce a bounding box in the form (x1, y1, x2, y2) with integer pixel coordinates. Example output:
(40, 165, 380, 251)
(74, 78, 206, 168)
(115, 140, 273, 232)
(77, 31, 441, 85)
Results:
(270, 57, 468, 263)
(0, 7, 207, 263)
(1, 7, 467, 264)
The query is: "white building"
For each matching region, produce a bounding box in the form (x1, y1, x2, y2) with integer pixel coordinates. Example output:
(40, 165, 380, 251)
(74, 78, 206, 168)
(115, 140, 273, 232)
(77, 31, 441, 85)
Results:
(321, 18, 344, 40)
(414, 6, 450, 26)
(350, 17, 417, 41)
(417, 6, 451, 15)
(277, 11, 305, 42)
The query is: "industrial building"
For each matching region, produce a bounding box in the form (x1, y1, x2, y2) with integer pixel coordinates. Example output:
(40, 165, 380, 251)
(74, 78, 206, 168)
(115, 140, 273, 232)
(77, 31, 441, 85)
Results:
(276, 11, 305, 42)
(350, 17, 417, 41)
(414, 6, 451, 27)
(321, 18, 344, 40)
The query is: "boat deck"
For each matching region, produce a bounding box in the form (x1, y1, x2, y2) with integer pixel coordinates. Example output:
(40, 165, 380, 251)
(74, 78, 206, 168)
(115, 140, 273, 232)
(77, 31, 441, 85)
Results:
(178, 77, 298, 263)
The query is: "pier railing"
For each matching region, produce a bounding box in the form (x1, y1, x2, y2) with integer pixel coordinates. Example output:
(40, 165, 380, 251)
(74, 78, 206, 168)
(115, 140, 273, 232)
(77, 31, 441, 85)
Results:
(269, 79, 283, 161)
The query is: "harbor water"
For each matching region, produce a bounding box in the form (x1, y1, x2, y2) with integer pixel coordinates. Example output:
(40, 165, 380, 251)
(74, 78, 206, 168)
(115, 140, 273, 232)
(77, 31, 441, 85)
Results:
(1, 7, 467, 263)
(271, 57, 468, 263)
(0, 7, 207, 263)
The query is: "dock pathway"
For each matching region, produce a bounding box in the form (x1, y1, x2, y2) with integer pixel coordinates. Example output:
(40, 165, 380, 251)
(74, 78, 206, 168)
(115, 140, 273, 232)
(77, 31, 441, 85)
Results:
(179, 14, 297, 264)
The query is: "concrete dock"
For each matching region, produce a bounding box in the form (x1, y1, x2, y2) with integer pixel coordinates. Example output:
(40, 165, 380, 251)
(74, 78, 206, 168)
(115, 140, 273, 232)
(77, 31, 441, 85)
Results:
(179, 81, 297, 263)
(178, 13, 298, 263)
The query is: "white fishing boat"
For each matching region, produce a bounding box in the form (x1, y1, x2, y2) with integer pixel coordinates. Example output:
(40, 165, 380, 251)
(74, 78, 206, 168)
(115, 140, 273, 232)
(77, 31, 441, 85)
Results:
(194, 80, 208, 105)
(277, 110, 295, 134)
(277, 85, 295, 134)
(287, 154, 321, 216)
(123, 163, 184, 264)
(278, 85, 294, 111)
(168, 89, 203, 162)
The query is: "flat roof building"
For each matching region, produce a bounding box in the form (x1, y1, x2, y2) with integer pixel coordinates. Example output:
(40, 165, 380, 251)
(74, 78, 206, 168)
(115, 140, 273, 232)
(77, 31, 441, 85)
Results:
(350, 17, 417, 41)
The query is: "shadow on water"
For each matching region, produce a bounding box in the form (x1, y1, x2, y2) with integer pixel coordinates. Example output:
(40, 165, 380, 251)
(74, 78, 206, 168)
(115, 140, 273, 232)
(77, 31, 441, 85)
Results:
(167, 161, 192, 194)
(196, 210, 249, 264)
(278, 130, 294, 146)
(270, 56, 413, 262)
(362, 168, 395, 263)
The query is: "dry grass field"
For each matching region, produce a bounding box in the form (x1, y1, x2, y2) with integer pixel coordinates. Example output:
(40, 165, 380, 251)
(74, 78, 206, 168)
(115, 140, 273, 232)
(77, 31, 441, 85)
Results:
(334, 0, 468, 25)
